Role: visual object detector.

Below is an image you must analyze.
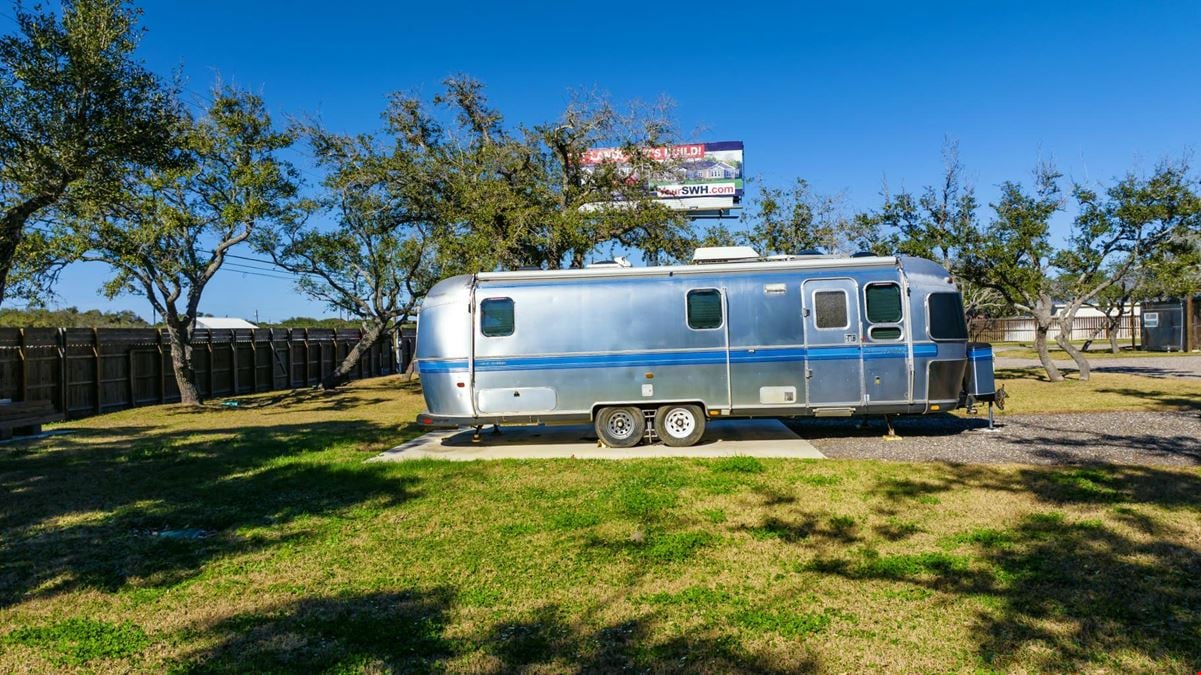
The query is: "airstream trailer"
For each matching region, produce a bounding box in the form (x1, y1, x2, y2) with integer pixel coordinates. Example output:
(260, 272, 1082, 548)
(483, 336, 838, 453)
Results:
(414, 249, 999, 447)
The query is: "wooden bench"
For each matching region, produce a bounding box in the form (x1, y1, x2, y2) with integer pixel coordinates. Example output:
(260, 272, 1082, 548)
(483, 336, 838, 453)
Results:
(0, 400, 65, 440)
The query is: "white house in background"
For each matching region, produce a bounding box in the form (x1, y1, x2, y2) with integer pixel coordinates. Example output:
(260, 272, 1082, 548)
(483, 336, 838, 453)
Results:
(193, 317, 258, 330)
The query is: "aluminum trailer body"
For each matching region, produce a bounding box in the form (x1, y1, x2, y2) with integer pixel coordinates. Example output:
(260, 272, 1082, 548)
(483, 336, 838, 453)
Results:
(415, 254, 997, 446)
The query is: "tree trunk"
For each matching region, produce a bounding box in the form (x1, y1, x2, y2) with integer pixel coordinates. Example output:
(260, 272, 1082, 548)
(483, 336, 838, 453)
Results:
(164, 325, 203, 405)
(1034, 322, 1064, 382)
(323, 323, 384, 390)
(1107, 307, 1123, 353)
(0, 193, 60, 306)
(1054, 328, 1091, 381)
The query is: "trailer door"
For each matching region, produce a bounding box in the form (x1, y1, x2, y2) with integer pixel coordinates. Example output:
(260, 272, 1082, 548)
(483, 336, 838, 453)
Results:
(802, 278, 864, 407)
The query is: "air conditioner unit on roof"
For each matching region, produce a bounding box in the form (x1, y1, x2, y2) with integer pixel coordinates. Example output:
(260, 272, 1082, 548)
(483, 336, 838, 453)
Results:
(691, 246, 761, 264)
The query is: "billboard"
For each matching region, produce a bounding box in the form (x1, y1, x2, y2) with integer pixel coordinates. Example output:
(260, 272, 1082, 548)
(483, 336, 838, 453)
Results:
(580, 140, 744, 212)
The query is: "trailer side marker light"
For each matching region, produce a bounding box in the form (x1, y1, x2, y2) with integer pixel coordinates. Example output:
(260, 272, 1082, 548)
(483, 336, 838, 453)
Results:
(930, 404, 940, 411)
(645, 372, 654, 379)
(456, 382, 465, 388)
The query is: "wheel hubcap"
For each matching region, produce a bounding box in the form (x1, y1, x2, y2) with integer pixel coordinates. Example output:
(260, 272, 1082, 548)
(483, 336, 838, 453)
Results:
(663, 408, 695, 438)
(607, 410, 636, 439)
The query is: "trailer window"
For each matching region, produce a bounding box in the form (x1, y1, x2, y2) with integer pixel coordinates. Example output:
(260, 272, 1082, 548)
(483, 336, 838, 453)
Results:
(813, 290, 848, 328)
(870, 326, 903, 340)
(480, 298, 514, 337)
(865, 283, 902, 323)
(928, 292, 968, 340)
(687, 289, 723, 330)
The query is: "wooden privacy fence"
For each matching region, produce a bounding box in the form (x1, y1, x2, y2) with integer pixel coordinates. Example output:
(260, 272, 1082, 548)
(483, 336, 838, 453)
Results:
(0, 327, 415, 420)
(971, 315, 1141, 345)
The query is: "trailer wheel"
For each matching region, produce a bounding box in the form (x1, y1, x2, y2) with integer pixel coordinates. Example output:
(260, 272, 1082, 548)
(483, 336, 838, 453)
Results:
(595, 406, 645, 448)
(653, 404, 706, 447)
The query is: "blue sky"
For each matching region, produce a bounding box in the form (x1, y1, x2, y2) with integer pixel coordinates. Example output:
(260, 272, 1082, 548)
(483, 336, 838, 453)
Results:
(24, 0, 1201, 322)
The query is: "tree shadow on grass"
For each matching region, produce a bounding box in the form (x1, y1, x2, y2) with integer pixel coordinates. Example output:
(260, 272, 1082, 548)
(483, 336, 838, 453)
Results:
(1091, 385, 1201, 409)
(818, 463, 1201, 670)
(179, 590, 456, 674)
(0, 419, 421, 609)
(738, 513, 861, 544)
(179, 591, 814, 673)
(1092, 364, 1201, 380)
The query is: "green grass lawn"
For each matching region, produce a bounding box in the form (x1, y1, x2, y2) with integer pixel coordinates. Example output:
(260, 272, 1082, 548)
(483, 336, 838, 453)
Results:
(1, 377, 1199, 672)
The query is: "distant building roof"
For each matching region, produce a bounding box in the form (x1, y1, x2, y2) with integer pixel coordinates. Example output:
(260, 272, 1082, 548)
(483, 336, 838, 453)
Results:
(194, 317, 258, 330)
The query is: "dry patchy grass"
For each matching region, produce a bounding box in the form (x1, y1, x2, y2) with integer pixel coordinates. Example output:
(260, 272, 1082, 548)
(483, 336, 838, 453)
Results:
(0, 376, 1198, 672)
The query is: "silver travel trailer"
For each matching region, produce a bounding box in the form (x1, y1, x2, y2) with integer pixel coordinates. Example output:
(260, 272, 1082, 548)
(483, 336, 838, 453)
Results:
(414, 248, 999, 447)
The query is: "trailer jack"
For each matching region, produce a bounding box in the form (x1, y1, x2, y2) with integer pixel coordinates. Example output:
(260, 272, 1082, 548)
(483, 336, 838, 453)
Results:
(977, 401, 1000, 433)
(882, 415, 903, 441)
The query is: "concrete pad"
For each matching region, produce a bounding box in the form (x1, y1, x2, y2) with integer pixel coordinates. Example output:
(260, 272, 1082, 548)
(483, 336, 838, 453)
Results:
(370, 418, 826, 462)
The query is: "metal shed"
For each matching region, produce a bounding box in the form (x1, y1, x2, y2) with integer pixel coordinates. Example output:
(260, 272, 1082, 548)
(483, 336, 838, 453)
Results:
(1141, 298, 1200, 351)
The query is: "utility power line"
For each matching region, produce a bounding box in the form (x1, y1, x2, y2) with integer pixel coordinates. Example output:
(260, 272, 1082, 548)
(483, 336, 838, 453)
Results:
(221, 262, 296, 281)
(221, 257, 289, 273)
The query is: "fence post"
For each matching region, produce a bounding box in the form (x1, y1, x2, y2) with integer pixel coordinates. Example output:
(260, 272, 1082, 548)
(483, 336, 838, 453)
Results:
(58, 328, 68, 415)
(316, 331, 323, 383)
(230, 329, 239, 395)
(1188, 296, 1197, 353)
(331, 332, 339, 382)
(127, 342, 135, 407)
(264, 326, 271, 389)
(157, 330, 166, 403)
(281, 328, 291, 388)
(93, 328, 102, 414)
(16, 328, 26, 402)
(303, 328, 311, 386)
(207, 330, 215, 398)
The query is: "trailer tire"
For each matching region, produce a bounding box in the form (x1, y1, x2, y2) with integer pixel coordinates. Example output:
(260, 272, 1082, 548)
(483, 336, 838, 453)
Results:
(653, 404, 706, 447)
(595, 406, 645, 448)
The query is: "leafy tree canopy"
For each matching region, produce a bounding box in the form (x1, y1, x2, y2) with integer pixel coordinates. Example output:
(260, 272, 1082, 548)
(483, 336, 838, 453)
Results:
(0, 0, 178, 304)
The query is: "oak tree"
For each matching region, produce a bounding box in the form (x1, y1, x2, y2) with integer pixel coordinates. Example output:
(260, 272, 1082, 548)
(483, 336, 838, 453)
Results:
(0, 0, 176, 304)
(258, 122, 447, 389)
(55, 88, 296, 404)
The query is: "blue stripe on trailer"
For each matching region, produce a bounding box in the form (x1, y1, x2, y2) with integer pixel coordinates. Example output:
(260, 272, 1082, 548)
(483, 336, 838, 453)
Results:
(475, 350, 728, 372)
(417, 359, 470, 373)
(421, 343, 944, 373)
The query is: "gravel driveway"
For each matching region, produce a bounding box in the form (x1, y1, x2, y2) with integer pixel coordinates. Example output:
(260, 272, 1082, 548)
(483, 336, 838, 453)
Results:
(994, 353, 1201, 379)
(786, 411, 1201, 466)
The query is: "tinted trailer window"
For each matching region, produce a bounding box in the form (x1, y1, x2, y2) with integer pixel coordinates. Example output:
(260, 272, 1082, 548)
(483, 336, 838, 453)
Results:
(928, 292, 967, 340)
(687, 289, 724, 329)
(481, 298, 515, 337)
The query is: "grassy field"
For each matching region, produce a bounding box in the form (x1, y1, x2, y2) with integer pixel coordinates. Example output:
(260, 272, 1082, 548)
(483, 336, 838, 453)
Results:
(990, 366, 1201, 414)
(1, 376, 1199, 672)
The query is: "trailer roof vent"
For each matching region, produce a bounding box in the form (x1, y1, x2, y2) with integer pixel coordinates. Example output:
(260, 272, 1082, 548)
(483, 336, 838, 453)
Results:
(692, 246, 761, 264)
(586, 256, 632, 268)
